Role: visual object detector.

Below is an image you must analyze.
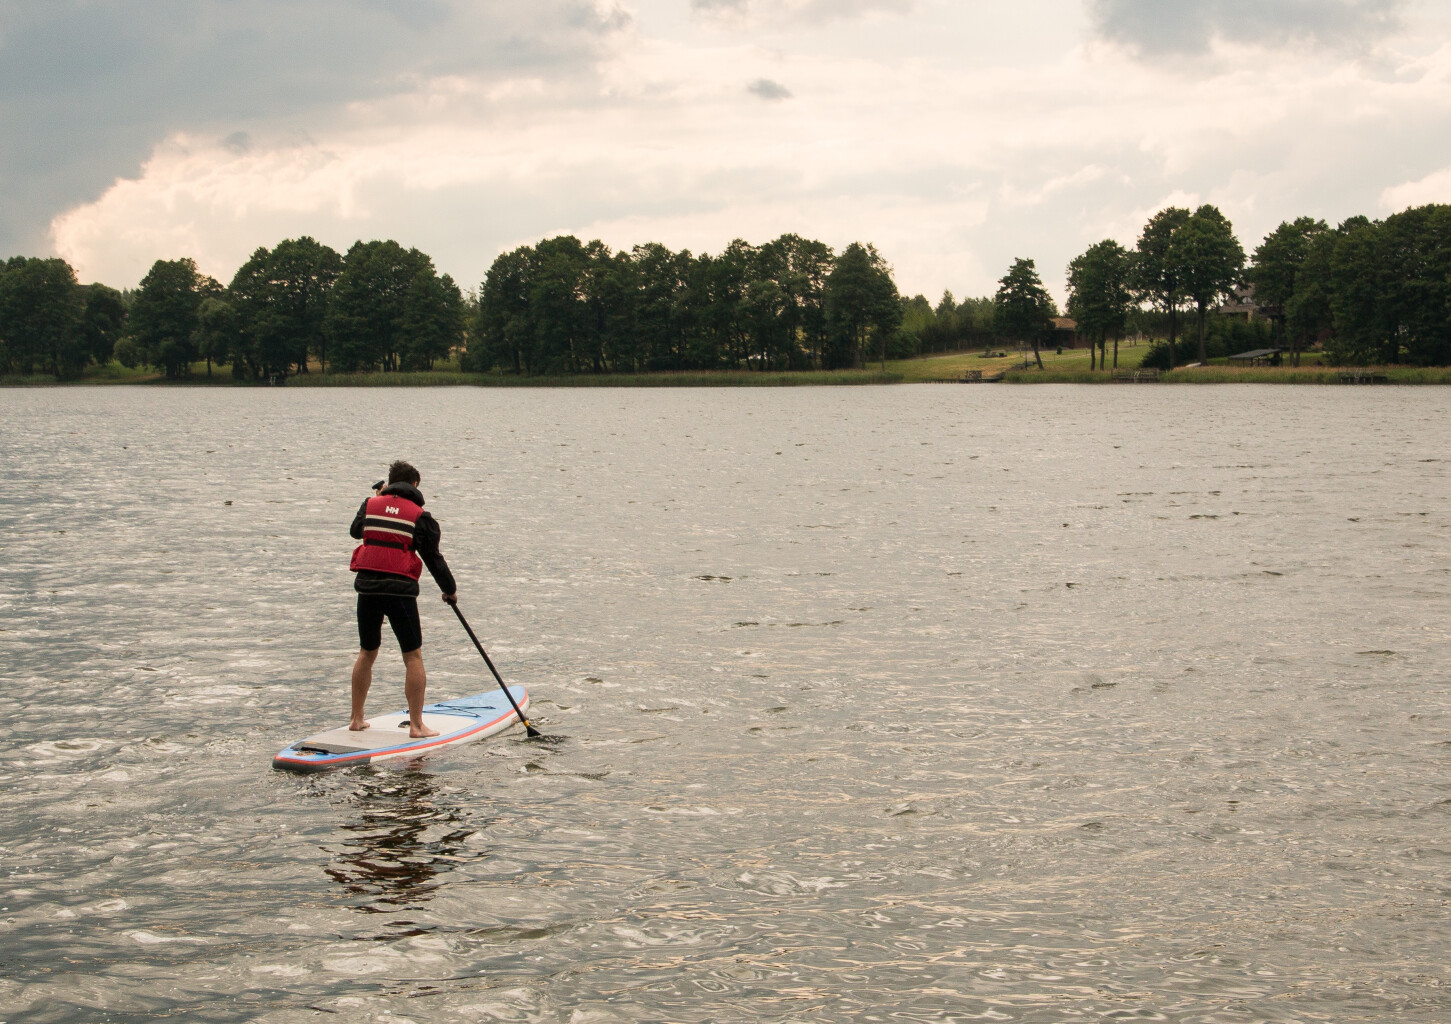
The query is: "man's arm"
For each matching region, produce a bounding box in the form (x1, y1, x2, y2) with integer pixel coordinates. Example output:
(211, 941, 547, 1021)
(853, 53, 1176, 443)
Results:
(349, 499, 369, 540)
(413, 513, 457, 597)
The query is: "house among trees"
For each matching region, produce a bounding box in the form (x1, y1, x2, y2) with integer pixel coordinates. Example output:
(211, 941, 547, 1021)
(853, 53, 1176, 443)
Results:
(1216, 283, 1263, 321)
(1049, 316, 1080, 347)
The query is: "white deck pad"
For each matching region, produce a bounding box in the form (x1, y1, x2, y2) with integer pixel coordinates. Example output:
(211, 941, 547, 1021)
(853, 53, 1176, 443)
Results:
(272, 688, 529, 772)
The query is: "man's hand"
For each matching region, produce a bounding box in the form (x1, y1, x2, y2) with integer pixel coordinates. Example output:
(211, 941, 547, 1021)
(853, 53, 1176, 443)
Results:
(442, 592, 458, 605)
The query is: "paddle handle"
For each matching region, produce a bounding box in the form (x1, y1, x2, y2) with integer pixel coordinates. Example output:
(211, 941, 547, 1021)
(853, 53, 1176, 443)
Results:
(451, 602, 540, 737)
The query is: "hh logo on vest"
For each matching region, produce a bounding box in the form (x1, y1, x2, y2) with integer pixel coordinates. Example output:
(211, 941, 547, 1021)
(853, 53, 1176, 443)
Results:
(350, 494, 424, 580)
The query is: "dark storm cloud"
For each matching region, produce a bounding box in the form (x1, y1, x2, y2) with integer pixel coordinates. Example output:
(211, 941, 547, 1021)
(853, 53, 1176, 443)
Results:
(748, 78, 793, 100)
(1087, 0, 1403, 55)
(0, 0, 627, 256)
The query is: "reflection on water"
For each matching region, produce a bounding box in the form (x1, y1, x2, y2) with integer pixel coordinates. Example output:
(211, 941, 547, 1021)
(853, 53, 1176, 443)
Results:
(1, 386, 1449, 1022)
(323, 767, 477, 916)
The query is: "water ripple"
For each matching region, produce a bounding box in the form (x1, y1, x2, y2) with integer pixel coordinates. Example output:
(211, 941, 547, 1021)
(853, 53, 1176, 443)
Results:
(1, 386, 1448, 1021)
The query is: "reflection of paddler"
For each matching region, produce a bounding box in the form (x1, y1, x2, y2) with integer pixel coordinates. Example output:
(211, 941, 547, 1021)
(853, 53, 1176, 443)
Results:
(347, 460, 458, 739)
(324, 771, 473, 910)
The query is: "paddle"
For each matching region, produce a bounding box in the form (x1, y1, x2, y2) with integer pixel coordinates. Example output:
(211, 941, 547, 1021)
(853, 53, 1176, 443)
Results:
(450, 602, 542, 738)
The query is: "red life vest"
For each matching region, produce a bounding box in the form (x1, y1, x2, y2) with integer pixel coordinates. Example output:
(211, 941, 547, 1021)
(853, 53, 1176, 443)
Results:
(349, 494, 424, 580)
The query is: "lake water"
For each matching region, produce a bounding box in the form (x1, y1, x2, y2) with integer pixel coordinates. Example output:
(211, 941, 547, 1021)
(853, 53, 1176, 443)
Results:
(1, 384, 1448, 1023)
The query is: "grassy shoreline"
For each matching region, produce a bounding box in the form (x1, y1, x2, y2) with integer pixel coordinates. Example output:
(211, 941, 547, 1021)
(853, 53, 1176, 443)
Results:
(0, 346, 1140, 386)
(0, 366, 904, 387)
(288, 368, 905, 387)
(7, 348, 1451, 386)
(1000, 365, 1451, 384)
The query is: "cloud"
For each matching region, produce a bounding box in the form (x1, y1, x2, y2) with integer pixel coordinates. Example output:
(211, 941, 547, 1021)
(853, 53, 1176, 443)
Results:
(748, 78, 793, 100)
(1088, 0, 1404, 56)
(0, 0, 628, 254)
(1381, 166, 1451, 210)
(21, 0, 1451, 309)
(690, 0, 914, 29)
(50, 10, 1451, 307)
(999, 165, 1115, 208)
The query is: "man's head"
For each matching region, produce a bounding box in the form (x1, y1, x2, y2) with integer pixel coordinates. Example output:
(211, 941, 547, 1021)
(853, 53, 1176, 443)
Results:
(387, 460, 421, 487)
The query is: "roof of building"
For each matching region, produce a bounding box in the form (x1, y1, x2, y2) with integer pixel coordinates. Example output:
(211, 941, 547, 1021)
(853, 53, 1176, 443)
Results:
(1227, 348, 1283, 360)
(1050, 317, 1077, 331)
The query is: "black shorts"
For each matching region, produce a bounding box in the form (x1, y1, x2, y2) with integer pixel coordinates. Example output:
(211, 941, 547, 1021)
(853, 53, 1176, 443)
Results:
(357, 594, 423, 653)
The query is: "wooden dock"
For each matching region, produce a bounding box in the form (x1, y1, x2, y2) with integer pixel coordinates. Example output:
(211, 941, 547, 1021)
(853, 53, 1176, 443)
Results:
(922, 369, 995, 383)
(1338, 370, 1390, 384)
(1111, 368, 1159, 383)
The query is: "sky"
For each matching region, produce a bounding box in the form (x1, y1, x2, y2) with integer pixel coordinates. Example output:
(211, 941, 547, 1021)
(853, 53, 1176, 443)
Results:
(3, 0, 1451, 303)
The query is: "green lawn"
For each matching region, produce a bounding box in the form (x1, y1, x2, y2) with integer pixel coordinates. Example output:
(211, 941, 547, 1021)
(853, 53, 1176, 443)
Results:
(889, 343, 1151, 382)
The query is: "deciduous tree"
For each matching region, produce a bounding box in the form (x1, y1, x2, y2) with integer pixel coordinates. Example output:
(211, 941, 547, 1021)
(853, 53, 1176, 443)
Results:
(327, 241, 430, 372)
(130, 258, 204, 378)
(528, 236, 592, 374)
(1172, 205, 1245, 364)
(1248, 216, 1326, 365)
(471, 246, 534, 374)
(0, 257, 85, 377)
(195, 297, 239, 377)
(825, 242, 901, 369)
(1324, 215, 1386, 365)
(80, 284, 126, 368)
(1132, 207, 1190, 367)
(1376, 204, 1451, 366)
(993, 257, 1054, 369)
(1066, 240, 1132, 370)
(400, 270, 465, 370)
(229, 237, 341, 377)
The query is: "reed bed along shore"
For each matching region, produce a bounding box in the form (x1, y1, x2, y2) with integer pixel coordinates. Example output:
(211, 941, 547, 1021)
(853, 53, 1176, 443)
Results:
(1000, 364, 1451, 384)
(1163, 365, 1451, 384)
(290, 368, 904, 387)
(0, 364, 902, 387)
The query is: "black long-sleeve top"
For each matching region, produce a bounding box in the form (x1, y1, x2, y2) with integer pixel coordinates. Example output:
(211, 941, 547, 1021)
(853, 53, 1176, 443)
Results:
(350, 482, 457, 597)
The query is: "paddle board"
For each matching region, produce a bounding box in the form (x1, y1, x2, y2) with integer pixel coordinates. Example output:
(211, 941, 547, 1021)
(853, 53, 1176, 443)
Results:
(272, 688, 529, 773)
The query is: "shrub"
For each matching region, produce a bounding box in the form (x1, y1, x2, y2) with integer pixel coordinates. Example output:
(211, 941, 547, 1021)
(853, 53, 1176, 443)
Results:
(113, 336, 144, 369)
(1140, 315, 1274, 368)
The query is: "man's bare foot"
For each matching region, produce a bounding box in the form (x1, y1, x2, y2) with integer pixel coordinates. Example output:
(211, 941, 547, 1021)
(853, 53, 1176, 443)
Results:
(349, 719, 371, 732)
(409, 723, 440, 739)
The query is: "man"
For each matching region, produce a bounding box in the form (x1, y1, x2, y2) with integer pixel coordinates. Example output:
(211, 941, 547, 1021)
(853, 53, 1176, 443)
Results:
(348, 460, 457, 738)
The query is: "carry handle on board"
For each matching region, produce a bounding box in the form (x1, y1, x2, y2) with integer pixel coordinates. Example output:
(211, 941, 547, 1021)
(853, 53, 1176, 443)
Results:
(451, 602, 543, 738)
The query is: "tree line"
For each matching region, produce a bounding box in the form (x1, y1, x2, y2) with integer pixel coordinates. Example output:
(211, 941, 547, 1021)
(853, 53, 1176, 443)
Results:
(125, 239, 466, 380)
(1250, 206, 1451, 366)
(3, 202, 1449, 379)
(996, 205, 1247, 372)
(1039, 202, 1451, 371)
(0, 257, 127, 377)
(0, 239, 466, 380)
(0, 233, 905, 378)
(464, 234, 903, 374)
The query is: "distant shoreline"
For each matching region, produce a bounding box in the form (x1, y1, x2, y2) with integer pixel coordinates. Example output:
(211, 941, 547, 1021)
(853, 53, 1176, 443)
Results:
(6, 353, 1451, 387)
(1, 367, 906, 388)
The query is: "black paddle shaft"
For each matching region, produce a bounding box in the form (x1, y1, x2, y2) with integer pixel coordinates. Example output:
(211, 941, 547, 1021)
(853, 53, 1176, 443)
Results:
(450, 602, 541, 738)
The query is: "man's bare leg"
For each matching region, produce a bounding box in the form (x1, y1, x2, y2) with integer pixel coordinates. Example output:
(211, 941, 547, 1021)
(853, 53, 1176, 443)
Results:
(350, 647, 379, 730)
(402, 648, 439, 738)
